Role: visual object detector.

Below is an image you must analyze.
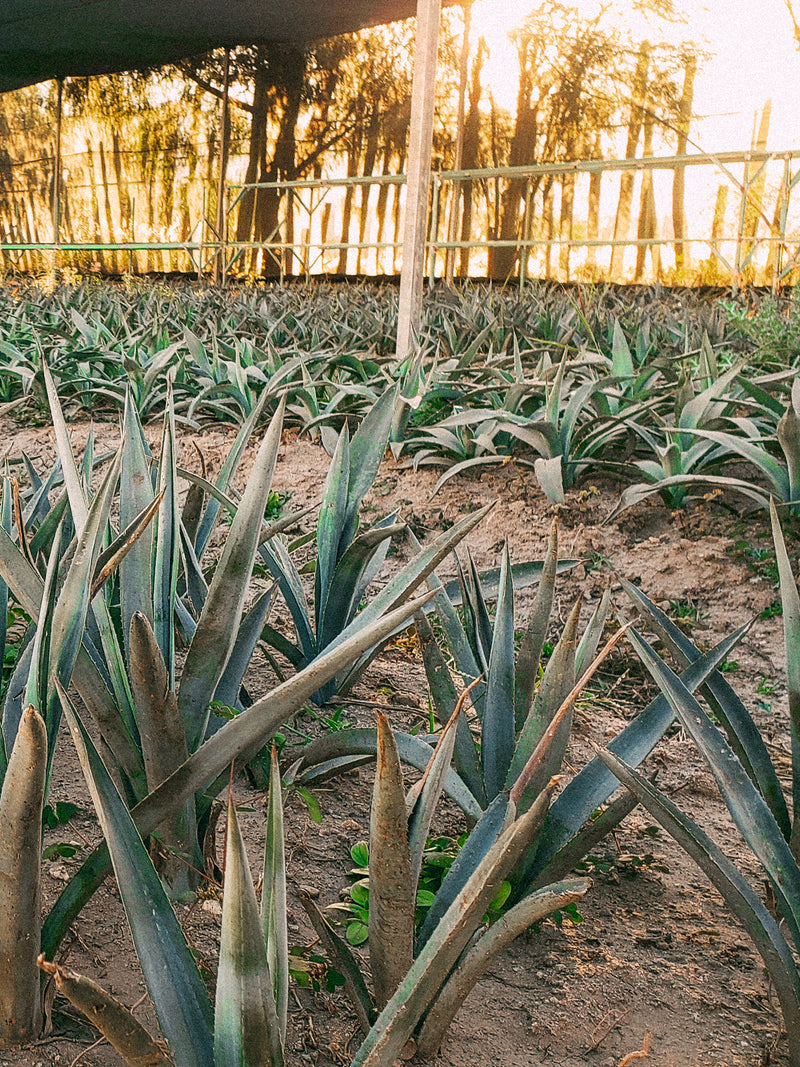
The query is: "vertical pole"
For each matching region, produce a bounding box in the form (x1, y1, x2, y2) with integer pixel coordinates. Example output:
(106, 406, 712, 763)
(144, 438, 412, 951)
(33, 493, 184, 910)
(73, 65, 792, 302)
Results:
(445, 0, 471, 284)
(396, 0, 442, 363)
(519, 178, 532, 291)
(214, 50, 231, 286)
(772, 155, 791, 295)
(51, 76, 64, 275)
(734, 154, 751, 296)
(428, 172, 441, 286)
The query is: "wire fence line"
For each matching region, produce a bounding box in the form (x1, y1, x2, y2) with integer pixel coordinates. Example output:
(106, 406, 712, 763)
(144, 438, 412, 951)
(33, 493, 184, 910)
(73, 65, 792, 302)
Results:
(1, 147, 798, 290)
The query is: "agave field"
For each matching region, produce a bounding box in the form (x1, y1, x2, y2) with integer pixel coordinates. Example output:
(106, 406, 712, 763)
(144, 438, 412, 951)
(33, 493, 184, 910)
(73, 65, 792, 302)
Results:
(0, 277, 798, 1066)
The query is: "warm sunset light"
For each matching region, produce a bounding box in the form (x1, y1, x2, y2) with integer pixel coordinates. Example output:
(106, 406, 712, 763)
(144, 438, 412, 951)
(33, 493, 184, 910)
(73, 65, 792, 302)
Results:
(472, 0, 800, 149)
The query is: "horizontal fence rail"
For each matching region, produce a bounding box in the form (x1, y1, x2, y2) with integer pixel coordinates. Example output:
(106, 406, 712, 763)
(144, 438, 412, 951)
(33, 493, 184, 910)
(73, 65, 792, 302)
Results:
(0, 149, 798, 290)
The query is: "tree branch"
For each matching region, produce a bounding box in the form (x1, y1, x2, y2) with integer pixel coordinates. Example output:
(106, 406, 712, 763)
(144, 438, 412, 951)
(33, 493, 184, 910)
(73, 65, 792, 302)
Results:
(182, 70, 253, 113)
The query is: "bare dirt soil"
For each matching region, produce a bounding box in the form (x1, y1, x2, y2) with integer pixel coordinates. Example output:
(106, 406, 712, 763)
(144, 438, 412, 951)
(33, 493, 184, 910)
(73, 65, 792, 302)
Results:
(0, 415, 795, 1067)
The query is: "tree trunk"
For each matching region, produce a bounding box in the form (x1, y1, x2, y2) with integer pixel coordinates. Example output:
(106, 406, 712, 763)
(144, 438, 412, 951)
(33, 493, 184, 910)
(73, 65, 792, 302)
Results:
(634, 109, 658, 282)
(356, 108, 380, 273)
(337, 146, 358, 275)
(98, 141, 119, 273)
(542, 178, 554, 279)
(459, 39, 485, 276)
(610, 42, 649, 279)
(489, 36, 536, 280)
(256, 43, 306, 278)
(375, 149, 392, 274)
(584, 136, 601, 275)
(392, 148, 406, 274)
(672, 53, 696, 274)
(741, 99, 771, 282)
(559, 173, 574, 280)
(235, 57, 270, 259)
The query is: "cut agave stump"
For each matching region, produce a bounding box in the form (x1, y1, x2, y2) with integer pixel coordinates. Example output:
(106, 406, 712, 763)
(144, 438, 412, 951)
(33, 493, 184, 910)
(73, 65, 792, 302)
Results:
(0, 706, 46, 1044)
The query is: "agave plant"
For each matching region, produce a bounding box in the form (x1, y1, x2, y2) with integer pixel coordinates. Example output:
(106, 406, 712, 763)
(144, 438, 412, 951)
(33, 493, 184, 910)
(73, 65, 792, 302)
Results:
(595, 510, 800, 1065)
(0, 363, 451, 998)
(258, 384, 496, 704)
(295, 522, 750, 906)
(609, 357, 786, 516)
(301, 711, 590, 1065)
(40, 736, 290, 1067)
(0, 443, 149, 1044)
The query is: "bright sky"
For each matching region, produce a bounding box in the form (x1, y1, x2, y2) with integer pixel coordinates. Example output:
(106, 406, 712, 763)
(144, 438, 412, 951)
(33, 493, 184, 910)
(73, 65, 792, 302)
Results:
(470, 0, 800, 153)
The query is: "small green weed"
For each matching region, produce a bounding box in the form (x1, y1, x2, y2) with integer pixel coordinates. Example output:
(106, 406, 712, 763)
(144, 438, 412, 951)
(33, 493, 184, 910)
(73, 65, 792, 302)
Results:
(334, 837, 512, 946)
(288, 945, 346, 993)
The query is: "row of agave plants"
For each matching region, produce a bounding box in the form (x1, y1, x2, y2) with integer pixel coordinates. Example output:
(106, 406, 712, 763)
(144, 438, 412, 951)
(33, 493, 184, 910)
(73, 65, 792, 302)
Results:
(3, 279, 800, 517)
(0, 370, 798, 1064)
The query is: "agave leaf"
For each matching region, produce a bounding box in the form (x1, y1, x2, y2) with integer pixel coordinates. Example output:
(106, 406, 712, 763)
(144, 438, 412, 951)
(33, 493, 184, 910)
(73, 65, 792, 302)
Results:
(91, 491, 162, 603)
(431, 455, 509, 496)
(129, 611, 197, 885)
(120, 388, 155, 658)
(179, 398, 285, 752)
(37, 959, 173, 1067)
(344, 385, 398, 541)
(777, 378, 800, 502)
(315, 427, 350, 633)
(259, 538, 316, 662)
(407, 702, 462, 890)
(43, 592, 442, 960)
(261, 748, 288, 1042)
(439, 558, 578, 606)
(507, 599, 581, 802)
(416, 792, 513, 951)
(23, 527, 61, 733)
(318, 523, 406, 651)
(627, 627, 800, 954)
(0, 706, 46, 1043)
(42, 360, 89, 534)
(1, 631, 33, 763)
(608, 475, 773, 523)
(28, 488, 68, 562)
(533, 788, 639, 887)
(193, 388, 271, 560)
(530, 625, 750, 881)
(596, 746, 800, 1065)
(415, 610, 459, 723)
(620, 575, 790, 838)
(509, 620, 633, 809)
(514, 520, 557, 729)
(298, 891, 374, 1034)
(153, 386, 180, 687)
(414, 610, 484, 805)
(216, 794, 283, 1067)
(329, 505, 495, 691)
(575, 586, 611, 678)
(770, 498, 800, 853)
(481, 545, 516, 800)
(0, 477, 10, 701)
(181, 478, 205, 550)
(416, 877, 591, 1060)
(466, 552, 495, 667)
(350, 779, 559, 1067)
(533, 456, 565, 504)
(212, 586, 278, 713)
(294, 726, 482, 820)
(370, 714, 414, 1010)
(683, 428, 790, 500)
(59, 686, 215, 1067)
(47, 450, 127, 751)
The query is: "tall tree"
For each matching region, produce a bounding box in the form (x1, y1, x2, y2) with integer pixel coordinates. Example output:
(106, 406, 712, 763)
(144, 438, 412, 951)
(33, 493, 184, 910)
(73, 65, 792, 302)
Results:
(671, 51, 696, 274)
